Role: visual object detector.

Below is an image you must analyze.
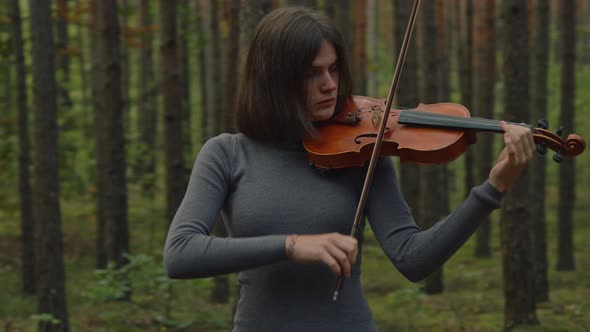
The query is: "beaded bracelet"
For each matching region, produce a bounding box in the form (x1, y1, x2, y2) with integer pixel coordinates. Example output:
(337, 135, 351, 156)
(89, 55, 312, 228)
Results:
(287, 234, 298, 259)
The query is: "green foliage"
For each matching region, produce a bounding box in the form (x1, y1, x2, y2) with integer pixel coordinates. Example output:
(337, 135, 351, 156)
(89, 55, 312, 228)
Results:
(31, 313, 61, 325)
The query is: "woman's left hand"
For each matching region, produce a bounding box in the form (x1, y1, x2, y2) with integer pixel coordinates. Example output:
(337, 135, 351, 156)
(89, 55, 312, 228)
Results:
(488, 121, 536, 192)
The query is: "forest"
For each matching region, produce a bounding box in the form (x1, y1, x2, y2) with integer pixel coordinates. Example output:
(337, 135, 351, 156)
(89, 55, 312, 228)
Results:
(0, 0, 589, 331)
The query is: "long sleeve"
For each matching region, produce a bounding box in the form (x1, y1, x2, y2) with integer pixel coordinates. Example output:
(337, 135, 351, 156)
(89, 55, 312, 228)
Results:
(163, 134, 288, 279)
(366, 157, 504, 282)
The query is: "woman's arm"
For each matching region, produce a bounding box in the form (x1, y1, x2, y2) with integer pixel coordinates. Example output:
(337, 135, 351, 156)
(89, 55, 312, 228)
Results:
(163, 134, 288, 279)
(366, 157, 503, 282)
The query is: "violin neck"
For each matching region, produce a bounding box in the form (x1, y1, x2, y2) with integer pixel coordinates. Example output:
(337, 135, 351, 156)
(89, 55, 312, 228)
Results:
(397, 110, 530, 133)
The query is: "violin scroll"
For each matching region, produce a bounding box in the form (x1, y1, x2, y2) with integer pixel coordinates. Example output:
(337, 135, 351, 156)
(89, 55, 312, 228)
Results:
(532, 127, 585, 161)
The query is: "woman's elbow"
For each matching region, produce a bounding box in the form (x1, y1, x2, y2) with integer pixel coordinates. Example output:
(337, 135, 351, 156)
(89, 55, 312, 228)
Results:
(395, 262, 430, 283)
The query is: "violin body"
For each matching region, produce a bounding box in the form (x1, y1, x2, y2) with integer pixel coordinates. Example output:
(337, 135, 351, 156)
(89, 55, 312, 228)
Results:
(304, 96, 585, 170)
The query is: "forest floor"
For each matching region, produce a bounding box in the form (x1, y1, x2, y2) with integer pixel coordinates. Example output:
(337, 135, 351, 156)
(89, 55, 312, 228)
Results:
(0, 177, 589, 332)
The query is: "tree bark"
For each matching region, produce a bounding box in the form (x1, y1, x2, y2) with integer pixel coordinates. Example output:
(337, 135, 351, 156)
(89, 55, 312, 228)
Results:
(500, 0, 538, 328)
(473, 0, 496, 258)
(529, 0, 550, 302)
(95, 0, 130, 269)
(352, 0, 367, 95)
(456, 0, 475, 203)
(221, 0, 240, 133)
(556, 0, 576, 271)
(11, 0, 36, 296)
(137, 0, 158, 195)
(419, 0, 447, 295)
(178, 3, 192, 166)
(393, 0, 421, 245)
(158, 0, 187, 224)
(28, 0, 70, 329)
(56, 0, 72, 107)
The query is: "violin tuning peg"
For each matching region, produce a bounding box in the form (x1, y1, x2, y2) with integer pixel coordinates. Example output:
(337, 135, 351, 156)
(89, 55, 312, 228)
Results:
(556, 126, 564, 137)
(536, 143, 547, 155)
(537, 119, 549, 129)
(553, 151, 564, 163)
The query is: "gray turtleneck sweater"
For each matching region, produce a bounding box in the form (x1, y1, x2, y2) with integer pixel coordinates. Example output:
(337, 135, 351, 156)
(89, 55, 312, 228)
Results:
(164, 133, 504, 331)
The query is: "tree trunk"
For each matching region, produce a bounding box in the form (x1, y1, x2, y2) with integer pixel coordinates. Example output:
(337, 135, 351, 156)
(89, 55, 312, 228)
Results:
(419, 0, 447, 295)
(77, 17, 91, 133)
(209, 0, 223, 136)
(325, 0, 352, 69)
(28, 0, 70, 330)
(222, 0, 240, 133)
(456, 0, 475, 203)
(352, 0, 367, 95)
(178, 3, 192, 166)
(529, 0, 550, 302)
(95, 0, 129, 270)
(137, 0, 158, 195)
(195, 0, 210, 143)
(500, 0, 538, 328)
(473, 0, 496, 258)
(88, 0, 108, 269)
(556, 0, 576, 271)
(393, 0, 421, 241)
(56, 0, 72, 108)
(11, 0, 36, 296)
(158, 0, 186, 224)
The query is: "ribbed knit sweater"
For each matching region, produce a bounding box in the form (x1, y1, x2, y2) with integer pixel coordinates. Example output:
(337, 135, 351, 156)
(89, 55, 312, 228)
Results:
(164, 133, 504, 331)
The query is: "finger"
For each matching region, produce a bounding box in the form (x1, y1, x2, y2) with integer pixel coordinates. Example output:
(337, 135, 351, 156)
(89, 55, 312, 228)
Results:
(333, 235, 358, 265)
(321, 251, 342, 277)
(326, 244, 351, 277)
(526, 129, 536, 159)
(517, 128, 535, 164)
(503, 132, 518, 164)
(345, 237, 358, 264)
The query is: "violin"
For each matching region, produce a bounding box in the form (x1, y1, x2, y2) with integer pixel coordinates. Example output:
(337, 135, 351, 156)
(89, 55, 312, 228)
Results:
(322, 0, 585, 302)
(303, 95, 586, 170)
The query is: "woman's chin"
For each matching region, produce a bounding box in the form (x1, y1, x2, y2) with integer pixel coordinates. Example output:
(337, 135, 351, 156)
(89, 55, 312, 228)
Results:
(310, 109, 335, 122)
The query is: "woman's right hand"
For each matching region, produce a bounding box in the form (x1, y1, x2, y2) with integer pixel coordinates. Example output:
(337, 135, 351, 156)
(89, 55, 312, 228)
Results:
(285, 233, 358, 278)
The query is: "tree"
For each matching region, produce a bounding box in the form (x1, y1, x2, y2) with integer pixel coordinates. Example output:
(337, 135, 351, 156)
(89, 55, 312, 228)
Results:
(352, 0, 367, 95)
(473, 0, 496, 258)
(221, 0, 240, 133)
(393, 0, 421, 248)
(28, 0, 69, 329)
(178, 1, 192, 166)
(95, 0, 129, 269)
(456, 0, 475, 203)
(136, 0, 158, 194)
(158, 0, 186, 224)
(56, 0, 72, 107)
(11, 0, 35, 296)
(500, 0, 538, 328)
(418, 0, 448, 295)
(529, 0, 551, 302)
(556, 0, 576, 271)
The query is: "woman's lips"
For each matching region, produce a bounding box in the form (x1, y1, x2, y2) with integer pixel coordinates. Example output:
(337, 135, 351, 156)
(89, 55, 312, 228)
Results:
(317, 98, 336, 107)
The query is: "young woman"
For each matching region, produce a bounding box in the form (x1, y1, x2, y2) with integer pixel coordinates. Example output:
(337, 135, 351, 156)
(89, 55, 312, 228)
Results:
(164, 7, 535, 331)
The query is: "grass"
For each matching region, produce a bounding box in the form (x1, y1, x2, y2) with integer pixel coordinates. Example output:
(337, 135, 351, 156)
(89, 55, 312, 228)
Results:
(1, 154, 589, 331)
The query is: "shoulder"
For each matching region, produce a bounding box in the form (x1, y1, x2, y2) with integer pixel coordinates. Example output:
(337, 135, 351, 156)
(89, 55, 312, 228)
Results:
(200, 133, 250, 156)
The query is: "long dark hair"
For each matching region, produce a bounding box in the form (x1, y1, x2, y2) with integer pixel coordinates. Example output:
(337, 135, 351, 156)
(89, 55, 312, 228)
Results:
(236, 7, 352, 143)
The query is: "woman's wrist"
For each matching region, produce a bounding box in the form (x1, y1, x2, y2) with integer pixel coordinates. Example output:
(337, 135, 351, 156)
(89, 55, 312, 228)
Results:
(285, 234, 298, 260)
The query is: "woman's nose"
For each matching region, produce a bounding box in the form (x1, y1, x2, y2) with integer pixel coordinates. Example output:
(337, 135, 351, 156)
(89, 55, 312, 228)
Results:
(320, 71, 337, 92)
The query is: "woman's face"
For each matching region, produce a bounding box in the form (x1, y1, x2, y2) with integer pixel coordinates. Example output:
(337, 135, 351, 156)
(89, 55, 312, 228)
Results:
(305, 41, 339, 122)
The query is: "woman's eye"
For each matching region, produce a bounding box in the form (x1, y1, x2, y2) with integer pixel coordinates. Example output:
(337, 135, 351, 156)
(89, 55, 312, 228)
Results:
(306, 69, 320, 79)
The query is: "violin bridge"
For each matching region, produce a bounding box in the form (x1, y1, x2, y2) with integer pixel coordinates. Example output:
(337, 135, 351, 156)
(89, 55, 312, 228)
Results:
(371, 105, 384, 128)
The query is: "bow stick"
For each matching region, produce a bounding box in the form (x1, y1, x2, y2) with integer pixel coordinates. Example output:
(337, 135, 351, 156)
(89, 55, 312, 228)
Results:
(333, 0, 421, 301)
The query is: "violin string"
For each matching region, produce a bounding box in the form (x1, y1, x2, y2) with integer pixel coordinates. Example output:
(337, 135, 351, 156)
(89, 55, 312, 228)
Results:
(391, 105, 532, 130)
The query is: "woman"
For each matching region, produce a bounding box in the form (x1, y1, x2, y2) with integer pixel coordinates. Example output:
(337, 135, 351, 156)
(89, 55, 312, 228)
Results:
(164, 7, 535, 331)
